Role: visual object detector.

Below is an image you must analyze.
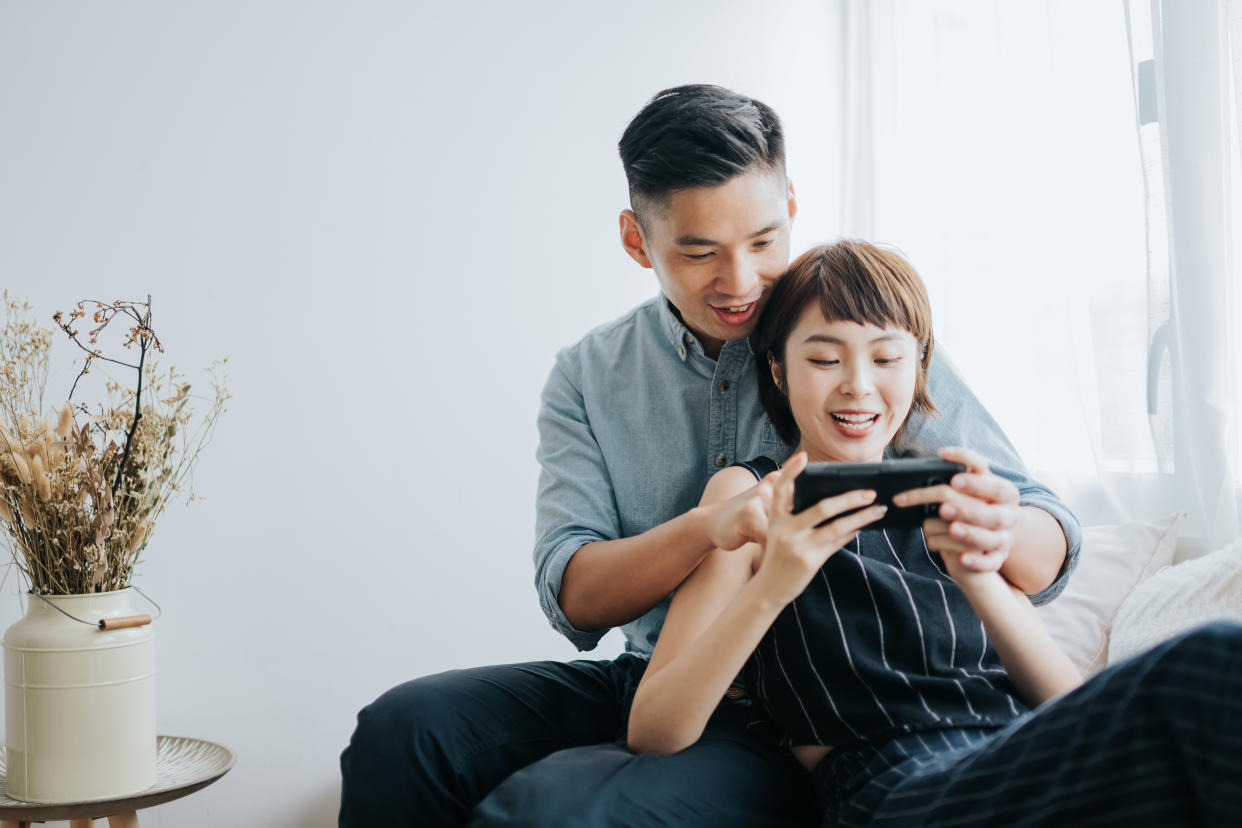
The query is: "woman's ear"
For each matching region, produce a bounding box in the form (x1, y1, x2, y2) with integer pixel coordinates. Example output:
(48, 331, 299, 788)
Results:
(768, 352, 785, 394)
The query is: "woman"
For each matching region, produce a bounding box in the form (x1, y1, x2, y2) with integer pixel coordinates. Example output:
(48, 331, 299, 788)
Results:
(627, 241, 1239, 826)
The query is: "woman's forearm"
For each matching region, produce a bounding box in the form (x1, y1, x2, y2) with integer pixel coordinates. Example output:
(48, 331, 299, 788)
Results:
(955, 572, 1082, 707)
(627, 571, 785, 755)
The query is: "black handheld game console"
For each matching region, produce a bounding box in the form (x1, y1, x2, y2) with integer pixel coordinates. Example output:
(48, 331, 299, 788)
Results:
(792, 458, 968, 529)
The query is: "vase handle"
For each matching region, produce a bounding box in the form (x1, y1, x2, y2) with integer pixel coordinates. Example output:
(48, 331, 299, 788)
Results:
(99, 614, 152, 630)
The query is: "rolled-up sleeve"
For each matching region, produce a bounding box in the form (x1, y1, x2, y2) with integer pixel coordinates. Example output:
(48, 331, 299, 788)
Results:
(901, 347, 1083, 607)
(1013, 487, 1082, 606)
(533, 347, 622, 651)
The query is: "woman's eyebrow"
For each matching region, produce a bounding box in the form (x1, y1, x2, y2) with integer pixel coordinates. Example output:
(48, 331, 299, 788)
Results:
(801, 333, 903, 345)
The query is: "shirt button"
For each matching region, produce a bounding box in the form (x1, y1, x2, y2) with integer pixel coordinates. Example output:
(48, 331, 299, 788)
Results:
(715, 454, 728, 467)
(718, 380, 730, 392)
(683, 333, 694, 345)
(677, 346, 686, 358)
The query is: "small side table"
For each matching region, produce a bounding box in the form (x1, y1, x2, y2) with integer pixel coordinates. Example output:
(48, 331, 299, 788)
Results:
(0, 736, 235, 827)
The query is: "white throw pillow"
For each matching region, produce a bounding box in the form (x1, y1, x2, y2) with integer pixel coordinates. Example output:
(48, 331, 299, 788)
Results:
(1107, 534, 1242, 665)
(1035, 513, 1183, 676)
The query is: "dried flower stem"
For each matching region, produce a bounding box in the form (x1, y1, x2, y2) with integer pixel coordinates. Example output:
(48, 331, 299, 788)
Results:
(0, 295, 226, 594)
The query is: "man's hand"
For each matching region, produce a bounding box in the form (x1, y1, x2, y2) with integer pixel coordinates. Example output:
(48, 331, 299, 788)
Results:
(701, 454, 806, 553)
(892, 446, 1020, 574)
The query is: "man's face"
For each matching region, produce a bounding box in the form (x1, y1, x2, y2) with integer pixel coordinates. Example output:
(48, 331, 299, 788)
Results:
(620, 171, 797, 357)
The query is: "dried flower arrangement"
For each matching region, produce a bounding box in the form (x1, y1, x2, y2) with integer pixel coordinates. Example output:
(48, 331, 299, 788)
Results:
(0, 294, 227, 595)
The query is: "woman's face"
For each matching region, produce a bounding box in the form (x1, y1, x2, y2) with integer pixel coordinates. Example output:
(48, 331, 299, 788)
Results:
(776, 303, 919, 464)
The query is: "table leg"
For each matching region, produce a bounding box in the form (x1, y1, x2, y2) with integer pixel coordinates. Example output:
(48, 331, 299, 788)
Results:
(69, 821, 95, 828)
(0, 821, 30, 828)
(107, 813, 139, 828)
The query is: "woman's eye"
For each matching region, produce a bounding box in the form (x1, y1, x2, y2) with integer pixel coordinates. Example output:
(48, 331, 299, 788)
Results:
(809, 359, 838, 367)
(875, 357, 902, 365)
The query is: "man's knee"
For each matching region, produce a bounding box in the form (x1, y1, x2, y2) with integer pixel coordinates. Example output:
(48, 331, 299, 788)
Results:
(346, 670, 470, 770)
(341, 672, 478, 826)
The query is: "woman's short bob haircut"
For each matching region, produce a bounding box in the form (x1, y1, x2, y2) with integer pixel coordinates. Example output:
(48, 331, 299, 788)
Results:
(751, 240, 937, 446)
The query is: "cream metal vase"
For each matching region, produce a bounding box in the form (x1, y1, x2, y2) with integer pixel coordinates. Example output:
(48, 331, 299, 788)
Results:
(2, 588, 155, 802)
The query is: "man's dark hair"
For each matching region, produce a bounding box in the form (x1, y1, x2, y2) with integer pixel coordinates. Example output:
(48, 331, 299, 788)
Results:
(619, 84, 786, 226)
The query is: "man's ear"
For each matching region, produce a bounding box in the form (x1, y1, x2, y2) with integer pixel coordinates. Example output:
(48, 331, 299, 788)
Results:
(619, 210, 653, 269)
(786, 179, 798, 222)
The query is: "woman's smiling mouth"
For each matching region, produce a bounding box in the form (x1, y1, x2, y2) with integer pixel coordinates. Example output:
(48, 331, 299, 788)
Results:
(830, 410, 881, 437)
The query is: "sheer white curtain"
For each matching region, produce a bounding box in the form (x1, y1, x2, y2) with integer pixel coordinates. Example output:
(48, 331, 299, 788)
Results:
(839, 0, 1241, 549)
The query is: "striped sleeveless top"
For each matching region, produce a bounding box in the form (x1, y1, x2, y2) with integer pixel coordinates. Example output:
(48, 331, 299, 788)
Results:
(736, 457, 1027, 747)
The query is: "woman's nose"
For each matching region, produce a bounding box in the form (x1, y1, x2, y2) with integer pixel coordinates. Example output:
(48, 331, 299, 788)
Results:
(840, 363, 874, 396)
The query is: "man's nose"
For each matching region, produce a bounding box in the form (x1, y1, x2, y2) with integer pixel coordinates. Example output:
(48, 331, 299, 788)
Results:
(715, 251, 761, 297)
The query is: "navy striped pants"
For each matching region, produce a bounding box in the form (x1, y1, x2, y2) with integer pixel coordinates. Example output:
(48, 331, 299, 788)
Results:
(814, 621, 1242, 827)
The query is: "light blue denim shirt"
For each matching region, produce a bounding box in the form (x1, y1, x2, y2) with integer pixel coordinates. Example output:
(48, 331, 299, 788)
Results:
(535, 295, 1081, 653)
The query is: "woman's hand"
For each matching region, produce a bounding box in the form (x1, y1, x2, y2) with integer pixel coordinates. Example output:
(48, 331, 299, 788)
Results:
(892, 446, 1020, 575)
(752, 452, 890, 606)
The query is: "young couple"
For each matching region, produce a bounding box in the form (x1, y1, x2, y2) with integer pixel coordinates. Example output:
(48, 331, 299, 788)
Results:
(340, 85, 1242, 827)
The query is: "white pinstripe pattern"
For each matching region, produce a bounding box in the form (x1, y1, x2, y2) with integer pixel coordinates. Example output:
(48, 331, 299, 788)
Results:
(876, 712, 1242, 795)
(919, 529, 951, 578)
(791, 600, 862, 741)
(975, 619, 1007, 676)
(852, 547, 942, 722)
(817, 566, 896, 728)
(932, 577, 982, 718)
(881, 530, 932, 678)
(770, 629, 827, 744)
(879, 529, 907, 570)
(917, 532, 1012, 712)
(853, 665, 1242, 826)
(875, 751, 1233, 823)
(879, 532, 949, 729)
(820, 626, 1242, 826)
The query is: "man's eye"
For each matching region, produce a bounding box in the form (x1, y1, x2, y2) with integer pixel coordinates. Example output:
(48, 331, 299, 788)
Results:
(684, 252, 713, 261)
(754, 239, 772, 249)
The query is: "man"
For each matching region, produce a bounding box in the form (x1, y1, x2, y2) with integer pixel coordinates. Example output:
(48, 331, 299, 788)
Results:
(339, 84, 1080, 827)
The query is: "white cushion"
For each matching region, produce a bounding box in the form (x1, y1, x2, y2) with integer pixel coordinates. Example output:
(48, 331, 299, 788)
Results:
(1107, 534, 1242, 665)
(1035, 513, 1183, 676)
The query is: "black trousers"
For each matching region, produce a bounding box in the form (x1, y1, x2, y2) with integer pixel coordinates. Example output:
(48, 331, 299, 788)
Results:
(338, 652, 819, 827)
(340, 622, 1242, 827)
(809, 621, 1242, 827)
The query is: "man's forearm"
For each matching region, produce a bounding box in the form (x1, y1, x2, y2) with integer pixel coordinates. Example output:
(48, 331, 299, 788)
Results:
(559, 506, 716, 631)
(1001, 506, 1069, 595)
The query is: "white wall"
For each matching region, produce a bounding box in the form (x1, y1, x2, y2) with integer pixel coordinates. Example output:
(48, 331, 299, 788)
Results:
(0, 2, 843, 824)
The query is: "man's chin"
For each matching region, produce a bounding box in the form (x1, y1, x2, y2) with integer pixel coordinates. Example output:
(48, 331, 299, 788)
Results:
(699, 317, 759, 343)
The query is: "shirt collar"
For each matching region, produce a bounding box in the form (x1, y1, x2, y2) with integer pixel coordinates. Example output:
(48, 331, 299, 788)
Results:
(657, 294, 697, 362)
(657, 293, 760, 362)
